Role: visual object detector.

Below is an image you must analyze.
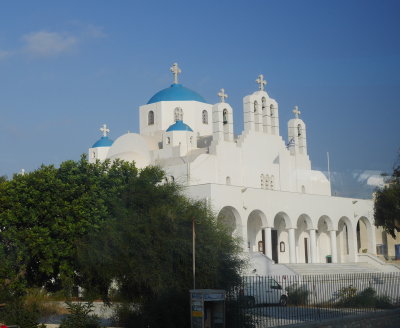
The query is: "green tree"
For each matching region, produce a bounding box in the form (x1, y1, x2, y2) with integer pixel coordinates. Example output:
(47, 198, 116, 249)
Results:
(374, 154, 400, 238)
(77, 166, 244, 326)
(0, 156, 138, 292)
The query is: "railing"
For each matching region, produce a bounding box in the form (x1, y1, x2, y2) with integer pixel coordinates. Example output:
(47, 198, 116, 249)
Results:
(226, 272, 400, 327)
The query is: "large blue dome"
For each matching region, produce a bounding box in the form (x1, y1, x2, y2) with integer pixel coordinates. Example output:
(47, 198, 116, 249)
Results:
(147, 83, 206, 104)
(92, 136, 113, 148)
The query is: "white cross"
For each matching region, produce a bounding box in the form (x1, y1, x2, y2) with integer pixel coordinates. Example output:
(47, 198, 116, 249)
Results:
(170, 62, 181, 84)
(293, 106, 301, 119)
(218, 88, 228, 103)
(100, 124, 110, 137)
(256, 74, 267, 91)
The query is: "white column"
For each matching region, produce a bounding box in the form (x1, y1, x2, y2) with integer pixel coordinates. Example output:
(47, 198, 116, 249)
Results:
(330, 230, 338, 263)
(288, 228, 297, 264)
(309, 229, 317, 263)
(263, 227, 272, 259)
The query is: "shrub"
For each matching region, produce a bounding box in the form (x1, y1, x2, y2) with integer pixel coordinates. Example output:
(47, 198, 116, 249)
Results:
(0, 298, 40, 328)
(59, 302, 101, 328)
(286, 284, 309, 306)
(336, 286, 393, 308)
(226, 299, 255, 328)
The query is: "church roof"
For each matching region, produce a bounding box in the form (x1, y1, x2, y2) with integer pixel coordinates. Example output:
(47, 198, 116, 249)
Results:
(92, 136, 114, 148)
(166, 120, 193, 132)
(147, 83, 206, 104)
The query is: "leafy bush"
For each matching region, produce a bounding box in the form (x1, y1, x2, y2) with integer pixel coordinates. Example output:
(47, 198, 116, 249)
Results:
(59, 302, 101, 328)
(0, 298, 40, 328)
(226, 299, 255, 328)
(286, 284, 309, 306)
(336, 286, 393, 308)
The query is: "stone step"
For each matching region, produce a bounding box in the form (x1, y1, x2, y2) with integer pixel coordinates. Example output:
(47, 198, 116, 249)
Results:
(284, 262, 382, 275)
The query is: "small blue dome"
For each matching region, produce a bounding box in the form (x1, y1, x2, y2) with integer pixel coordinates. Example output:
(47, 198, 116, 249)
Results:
(166, 120, 193, 132)
(147, 84, 206, 104)
(92, 136, 113, 148)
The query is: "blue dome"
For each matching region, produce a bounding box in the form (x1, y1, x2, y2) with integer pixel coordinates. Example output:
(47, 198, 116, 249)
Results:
(166, 120, 193, 132)
(147, 84, 206, 104)
(92, 136, 113, 148)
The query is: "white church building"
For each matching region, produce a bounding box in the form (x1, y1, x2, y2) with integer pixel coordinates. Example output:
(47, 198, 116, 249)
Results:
(88, 63, 398, 275)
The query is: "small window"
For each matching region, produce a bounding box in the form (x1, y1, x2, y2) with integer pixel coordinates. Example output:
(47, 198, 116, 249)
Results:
(226, 176, 231, 185)
(174, 107, 183, 121)
(254, 101, 258, 113)
(301, 185, 306, 193)
(166, 137, 170, 145)
(270, 104, 274, 117)
(202, 110, 208, 124)
(280, 242, 285, 252)
(223, 109, 228, 124)
(190, 136, 193, 144)
(260, 174, 264, 189)
(297, 124, 302, 137)
(262, 97, 266, 111)
(270, 175, 275, 190)
(92, 151, 96, 159)
(265, 174, 270, 190)
(148, 110, 154, 125)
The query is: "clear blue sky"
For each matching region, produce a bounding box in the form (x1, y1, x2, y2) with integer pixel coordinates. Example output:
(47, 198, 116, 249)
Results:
(0, 0, 399, 181)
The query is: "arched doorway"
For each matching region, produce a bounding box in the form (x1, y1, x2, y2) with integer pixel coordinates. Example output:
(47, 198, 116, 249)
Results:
(337, 216, 355, 263)
(247, 210, 268, 253)
(317, 216, 334, 263)
(356, 216, 374, 254)
(296, 214, 313, 263)
(273, 212, 293, 263)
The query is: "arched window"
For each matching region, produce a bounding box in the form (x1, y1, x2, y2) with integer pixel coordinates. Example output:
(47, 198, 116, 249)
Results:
(148, 110, 154, 125)
(166, 137, 170, 145)
(189, 136, 193, 144)
(270, 175, 275, 190)
(223, 109, 228, 124)
(260, 174, 264, 189)
(254, 101, 258, 113)
(226, 176, 231, 185)
(202, 110, 208, 124)
(262, 97, 266, 111)
(297, 124, 302, 137)
(270, 104, 274, 117)
(174, 107, 183, 121)
(301, 185, 306, 193)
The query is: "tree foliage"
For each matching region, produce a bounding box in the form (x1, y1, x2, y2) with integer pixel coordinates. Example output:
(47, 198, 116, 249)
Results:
(77, 165, 243, 302)
(0, 156, 138, 292)
(374, 154, 400, 238)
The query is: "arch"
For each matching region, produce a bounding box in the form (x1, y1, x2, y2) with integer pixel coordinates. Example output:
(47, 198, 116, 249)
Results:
(202, 110, 208, 124)
(261, 97, 267, 111)
(273, 211, 293, 229)
(317, 215, 334, 231)
(357, 216, 374, 254)
(222, 109, 228, 124)
(337, 216, 355, 263)
(217, 206, 242, 237)
(317, 215, 333, 263)
(148, 110, 154, 125)
(296, 214, 313, 263)
(174, 107, 183, 121)
(247, 210, 269, 253)
(254, 100, 258, 113)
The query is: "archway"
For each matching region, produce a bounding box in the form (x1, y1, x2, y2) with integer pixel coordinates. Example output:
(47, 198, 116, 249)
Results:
(247, 210, 268, 253)
(273, 212, 293, 263)
(356, 216, 374, 254)
(317, 215, 334, 263)
(217, 206, 242, 238)
(296, 214, 313, 263)
(337, 216, 355, 263)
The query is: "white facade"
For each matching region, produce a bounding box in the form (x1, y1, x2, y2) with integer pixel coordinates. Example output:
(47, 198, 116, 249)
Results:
(89, 64, 388, 274)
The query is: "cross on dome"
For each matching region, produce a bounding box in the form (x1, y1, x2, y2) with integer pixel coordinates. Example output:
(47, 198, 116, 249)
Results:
(100, 124, 110, 137)
(293, 105, 301, 119)
(256, 74, 267, 91)
(218, 88, 228, 103)
(170, 62, 181, 84)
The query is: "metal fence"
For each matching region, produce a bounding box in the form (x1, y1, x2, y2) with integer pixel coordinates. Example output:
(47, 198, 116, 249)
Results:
(226, 272, 400, 327)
